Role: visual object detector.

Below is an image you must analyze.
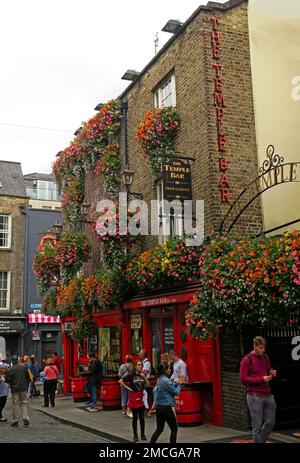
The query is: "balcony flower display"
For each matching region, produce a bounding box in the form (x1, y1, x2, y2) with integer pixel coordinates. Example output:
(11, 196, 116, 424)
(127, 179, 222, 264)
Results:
(136, 107, 181, 175)
(187, 231, 300, 340)
(126, 237, 202, 290)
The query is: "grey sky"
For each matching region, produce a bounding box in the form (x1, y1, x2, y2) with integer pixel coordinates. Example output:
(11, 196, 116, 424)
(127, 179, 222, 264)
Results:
(0, 0, 226, 175)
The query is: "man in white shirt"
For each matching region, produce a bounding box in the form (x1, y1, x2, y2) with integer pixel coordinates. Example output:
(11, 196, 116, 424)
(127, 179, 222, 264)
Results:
(139, 349, 151, 410)
(169, 351, 188, 383)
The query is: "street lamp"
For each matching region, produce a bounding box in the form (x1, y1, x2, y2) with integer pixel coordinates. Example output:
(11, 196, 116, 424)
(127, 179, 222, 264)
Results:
(52, 221, 63, 235)
(121, 167, 143, 200)
(121, 167, 134, 188)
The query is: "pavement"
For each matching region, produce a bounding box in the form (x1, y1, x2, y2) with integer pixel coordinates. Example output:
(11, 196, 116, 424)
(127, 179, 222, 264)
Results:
(28, 393, 300, 444)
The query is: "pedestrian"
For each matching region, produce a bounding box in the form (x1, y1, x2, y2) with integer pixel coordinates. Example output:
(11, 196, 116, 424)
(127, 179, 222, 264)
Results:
(138, 349, 151, 411)
(42, 357, 59, 408)
(150, 362, 185, 443)
(240, 336, 277, 443)
(0, 362, 9, 422)
(118, 354, 133, 415)
(6, 354, 30, 427)
(169, 350, 188, 383)
(120, 359, 149, 443)
(51, 352, 61, 374)
(20, 355, 29, 366)
(86, 353, 103, 412)
(28, 355, 39, 398)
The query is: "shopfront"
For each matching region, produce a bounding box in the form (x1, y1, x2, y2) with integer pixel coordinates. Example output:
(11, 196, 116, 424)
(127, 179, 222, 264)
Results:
(122, 286, 223, 426)
(62, 310, 123, 394)
(61, 287, 223, 425)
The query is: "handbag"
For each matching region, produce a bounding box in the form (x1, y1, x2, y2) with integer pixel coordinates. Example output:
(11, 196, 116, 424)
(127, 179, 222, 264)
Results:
(127, 390, 144, 409)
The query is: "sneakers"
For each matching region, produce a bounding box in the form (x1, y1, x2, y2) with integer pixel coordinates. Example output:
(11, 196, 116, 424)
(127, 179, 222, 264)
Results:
(0, 418, 7, 422)
(10, 422, 18, 427)
(133, 435, 139, 443)
(87, 407, 98, 412)
(141, 434, 147, 441)
(23, 420, 30, 426)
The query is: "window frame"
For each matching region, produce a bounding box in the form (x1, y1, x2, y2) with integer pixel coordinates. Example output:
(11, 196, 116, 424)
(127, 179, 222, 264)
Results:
(156, 179, 183, 244)
(0, 270, 11, 311)
(153, 73, 176, 108)
(0, 214, 12, 249)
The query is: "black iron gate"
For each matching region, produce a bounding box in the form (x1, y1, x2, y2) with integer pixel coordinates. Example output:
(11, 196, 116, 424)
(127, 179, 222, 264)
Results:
(244, 325, 300, 429)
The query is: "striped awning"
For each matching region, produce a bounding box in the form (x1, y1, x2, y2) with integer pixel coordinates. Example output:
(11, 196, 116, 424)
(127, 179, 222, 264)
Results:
(28, 314, 60, 324)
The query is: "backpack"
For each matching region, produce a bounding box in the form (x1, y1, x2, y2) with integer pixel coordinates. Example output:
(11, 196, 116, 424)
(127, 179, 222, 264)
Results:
(246, 352, 271, 376)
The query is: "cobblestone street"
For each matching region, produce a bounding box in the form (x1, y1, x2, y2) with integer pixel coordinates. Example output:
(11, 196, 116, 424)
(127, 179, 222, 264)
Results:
(0, 398, 112, 443)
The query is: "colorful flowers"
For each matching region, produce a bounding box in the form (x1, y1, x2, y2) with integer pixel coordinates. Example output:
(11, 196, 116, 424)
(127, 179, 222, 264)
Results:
(33, 231, 91, 295)
(126, 237, 202, 290)
(52, 100, 122, 227)
(187, 231, 300, 340)
(136, 107, 181, 175)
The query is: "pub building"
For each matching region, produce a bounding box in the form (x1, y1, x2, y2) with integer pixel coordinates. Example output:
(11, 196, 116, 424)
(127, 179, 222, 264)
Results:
(59, 0, 300, 431)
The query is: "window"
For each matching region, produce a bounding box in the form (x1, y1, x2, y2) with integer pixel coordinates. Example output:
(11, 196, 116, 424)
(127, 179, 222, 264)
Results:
(98, 326, 121, 374)
(0, 271, 10, 310)
(150, 307, 174, 373)
(154, 73, 176, 108)
(157, 180, 183, 244)
(0, 215, 11, 248)
(26, 180, 60, 201)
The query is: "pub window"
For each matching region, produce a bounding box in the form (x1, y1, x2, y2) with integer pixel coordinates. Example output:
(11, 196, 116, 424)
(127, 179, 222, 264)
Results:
(0, 215, 11, 248)
(157, 180, 183, 244)
(130, 313, 143, 355)
(153, 73, 176, 108)
(98, 326, 121, 375)
(0, 271, 10, 310)
(150, 307, 174, 372)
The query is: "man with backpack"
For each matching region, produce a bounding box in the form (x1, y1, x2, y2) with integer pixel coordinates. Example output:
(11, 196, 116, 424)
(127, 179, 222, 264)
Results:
(240, 336, 277, 443)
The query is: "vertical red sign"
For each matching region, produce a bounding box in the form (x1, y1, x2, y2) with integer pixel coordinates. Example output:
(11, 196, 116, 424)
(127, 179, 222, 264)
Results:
(211, 16, 230, 203)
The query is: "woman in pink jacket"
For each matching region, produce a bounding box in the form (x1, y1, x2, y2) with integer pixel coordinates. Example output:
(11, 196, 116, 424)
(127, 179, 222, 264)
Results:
(42, 358, 59, 408)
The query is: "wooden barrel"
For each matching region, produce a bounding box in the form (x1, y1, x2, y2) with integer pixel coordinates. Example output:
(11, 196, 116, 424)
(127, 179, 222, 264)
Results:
(100, 377, 121, 410)
(175, 384, 203, 427)
(71, 376, 87, 403)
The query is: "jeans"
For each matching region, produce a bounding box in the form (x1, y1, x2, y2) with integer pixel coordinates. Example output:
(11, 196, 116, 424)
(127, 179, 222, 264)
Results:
(29, 381, 36, 397)
(121, 386, 129, 408)
(89, 384, 97, 407)
(247, 394, 276, 443)
(150, 405, 178, 443)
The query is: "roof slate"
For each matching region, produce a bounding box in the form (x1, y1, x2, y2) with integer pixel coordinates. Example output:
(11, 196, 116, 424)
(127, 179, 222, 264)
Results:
(0, 160, 27, 198)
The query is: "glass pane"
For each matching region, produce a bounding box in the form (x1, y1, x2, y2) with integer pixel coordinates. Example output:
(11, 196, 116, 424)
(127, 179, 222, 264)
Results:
(150, 318, 162, 373)
(163, 317, 174, 353)
(98, 326, 121, 375)
(0, 215, 8, 231)
(130, 314, 143, 355)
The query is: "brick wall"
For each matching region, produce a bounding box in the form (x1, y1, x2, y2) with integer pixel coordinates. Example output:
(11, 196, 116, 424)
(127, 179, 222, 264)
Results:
(121, 0, 263, 242)
(0, 196, 28, 312)
(219, 326, 249, 429)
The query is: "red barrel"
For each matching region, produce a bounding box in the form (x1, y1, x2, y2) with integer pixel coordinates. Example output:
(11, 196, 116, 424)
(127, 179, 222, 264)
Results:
(100, 377, 121, 410)
(71, 376, 87, 403)
(175, 384, 203, 427)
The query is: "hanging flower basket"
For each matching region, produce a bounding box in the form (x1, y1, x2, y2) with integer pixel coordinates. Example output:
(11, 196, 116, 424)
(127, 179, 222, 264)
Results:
(136, 107, 181, 175)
